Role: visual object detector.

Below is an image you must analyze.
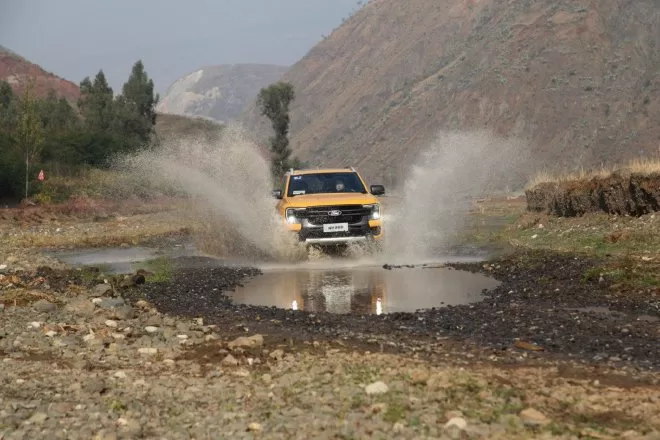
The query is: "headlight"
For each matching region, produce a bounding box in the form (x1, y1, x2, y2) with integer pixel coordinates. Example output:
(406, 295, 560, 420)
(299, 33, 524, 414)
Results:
(363, 204, 381, 220)
(285, 208, 305, 224)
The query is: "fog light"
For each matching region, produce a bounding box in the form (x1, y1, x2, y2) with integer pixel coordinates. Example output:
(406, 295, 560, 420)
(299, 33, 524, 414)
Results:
(371, 226, 381, 235)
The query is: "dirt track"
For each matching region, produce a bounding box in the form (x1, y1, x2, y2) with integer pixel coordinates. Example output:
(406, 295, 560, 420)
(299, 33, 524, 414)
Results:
(2, 206, 660, 438)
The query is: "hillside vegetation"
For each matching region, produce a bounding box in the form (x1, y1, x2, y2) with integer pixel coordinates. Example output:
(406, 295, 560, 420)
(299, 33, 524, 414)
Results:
(0, 46, 241, 205)
(0, 58, 158, 201)
(240, 0, 660, 185)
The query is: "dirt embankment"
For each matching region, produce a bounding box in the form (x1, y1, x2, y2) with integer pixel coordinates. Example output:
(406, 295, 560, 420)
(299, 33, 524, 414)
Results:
(526, 172, 660, 217)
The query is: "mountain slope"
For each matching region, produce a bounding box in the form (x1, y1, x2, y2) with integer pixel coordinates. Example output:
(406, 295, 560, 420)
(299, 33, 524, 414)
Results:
(240, 0, 660, 185)
(0, 45, 80, 102)
(156, 64, 288, 123)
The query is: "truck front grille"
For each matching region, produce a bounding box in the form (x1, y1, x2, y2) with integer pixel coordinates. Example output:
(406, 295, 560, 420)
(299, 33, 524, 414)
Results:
(299, 205, 370, 225)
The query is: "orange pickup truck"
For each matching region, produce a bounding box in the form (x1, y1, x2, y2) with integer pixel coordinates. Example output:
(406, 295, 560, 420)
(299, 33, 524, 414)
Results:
(272, 167, 385, 249)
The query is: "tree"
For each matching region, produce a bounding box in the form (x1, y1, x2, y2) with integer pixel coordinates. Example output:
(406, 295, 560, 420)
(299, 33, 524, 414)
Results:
(257, 82, 298, 180)
(0, 132, 23, 199)
(78, 70, 115, 133)
(115, 60, 159, 150)
(15, 79, 45, 199)
(38, 89, 79, 135)
(0, 80, 14, 109)
(121, 60, 158, 127)
(0, 81, 21, 199)
(0, 80, 16, 131)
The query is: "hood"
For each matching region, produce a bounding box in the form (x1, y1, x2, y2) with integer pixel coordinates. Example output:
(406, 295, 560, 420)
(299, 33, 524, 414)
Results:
(284, 192, 380, 208)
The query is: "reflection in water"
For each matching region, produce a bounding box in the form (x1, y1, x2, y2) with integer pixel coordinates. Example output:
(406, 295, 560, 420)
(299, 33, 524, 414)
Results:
(228, 266, 499, 314)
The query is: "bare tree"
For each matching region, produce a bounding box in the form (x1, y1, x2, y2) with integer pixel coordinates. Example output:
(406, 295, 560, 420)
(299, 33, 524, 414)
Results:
(15, 78, 44, 199)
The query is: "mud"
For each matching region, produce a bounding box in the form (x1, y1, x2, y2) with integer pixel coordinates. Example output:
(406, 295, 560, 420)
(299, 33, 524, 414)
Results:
(130, 249, 660, 370)
(526, 172, 660, 217)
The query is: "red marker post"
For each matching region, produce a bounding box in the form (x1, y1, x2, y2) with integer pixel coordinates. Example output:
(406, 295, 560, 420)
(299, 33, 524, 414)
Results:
(38, 169, 45, 181)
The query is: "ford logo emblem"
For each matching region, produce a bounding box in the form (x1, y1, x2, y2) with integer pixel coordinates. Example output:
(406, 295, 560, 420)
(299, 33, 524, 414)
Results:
(328, 210, 342, 216)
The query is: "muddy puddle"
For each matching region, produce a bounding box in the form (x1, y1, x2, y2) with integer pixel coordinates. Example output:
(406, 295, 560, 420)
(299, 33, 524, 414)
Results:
(47, 243, 501, 315)
(46, 242, 202, 273)
(228, 265, 500, 314)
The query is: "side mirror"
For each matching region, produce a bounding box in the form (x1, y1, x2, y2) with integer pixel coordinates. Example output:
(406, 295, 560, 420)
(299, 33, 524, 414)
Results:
(272, 189, 283, 199)
(370, 185, 385, 196)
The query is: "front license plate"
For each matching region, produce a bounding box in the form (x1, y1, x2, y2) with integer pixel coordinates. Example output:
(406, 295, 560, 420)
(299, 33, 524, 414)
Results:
(323, 223, 349, 233)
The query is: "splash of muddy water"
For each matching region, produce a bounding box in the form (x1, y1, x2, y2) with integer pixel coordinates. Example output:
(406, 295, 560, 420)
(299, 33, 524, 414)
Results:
(382, 130, 530, 262)
(114, 124, 306, 261)
(112, 126, 528, 265)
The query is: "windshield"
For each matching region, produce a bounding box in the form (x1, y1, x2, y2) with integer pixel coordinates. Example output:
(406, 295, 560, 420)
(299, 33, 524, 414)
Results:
(287, 172, 367, 197)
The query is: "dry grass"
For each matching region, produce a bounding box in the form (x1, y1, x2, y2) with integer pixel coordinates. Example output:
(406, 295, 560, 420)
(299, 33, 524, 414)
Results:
(35, 167, 193, 205)
(527, 155, 660, 189)
(1, 210, 193, 250)
(526, 165, 612, 189)
(0, 289, 57, 306)
(626, 156, 660, 175)
(6, 224, 190, 249)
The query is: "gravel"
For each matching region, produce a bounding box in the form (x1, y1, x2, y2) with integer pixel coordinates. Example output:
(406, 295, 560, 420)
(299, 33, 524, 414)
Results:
(135, 250, 660, 371)
(1, 249, 660, 438)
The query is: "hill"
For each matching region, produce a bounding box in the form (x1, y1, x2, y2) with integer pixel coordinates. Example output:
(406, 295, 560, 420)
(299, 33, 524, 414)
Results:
(240, 0, 660, 185)
(0, 44, 80, 103)
(156, 64, 288, 123)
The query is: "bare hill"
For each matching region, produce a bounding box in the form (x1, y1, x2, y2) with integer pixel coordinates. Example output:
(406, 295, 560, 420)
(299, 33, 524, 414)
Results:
(0, 45, 80, 103)
(156, 64, 288, 123)
(240, 0, 660, 185)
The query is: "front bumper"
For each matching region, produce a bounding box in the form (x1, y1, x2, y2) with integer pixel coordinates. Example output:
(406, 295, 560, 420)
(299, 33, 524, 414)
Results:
(285, 218, 383, 246)
(304, 236, 370, 245)
(282, 204, 383, 246)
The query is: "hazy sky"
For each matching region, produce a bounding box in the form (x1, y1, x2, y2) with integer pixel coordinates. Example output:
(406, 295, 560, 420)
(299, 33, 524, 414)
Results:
(0, 0, 360, 94)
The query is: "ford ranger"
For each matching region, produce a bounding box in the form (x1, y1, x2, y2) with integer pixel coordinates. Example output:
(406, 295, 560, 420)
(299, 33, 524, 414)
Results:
(272, 167, 385, 248)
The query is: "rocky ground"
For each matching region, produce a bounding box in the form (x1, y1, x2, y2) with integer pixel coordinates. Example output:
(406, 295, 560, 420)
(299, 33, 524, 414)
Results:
(2, 204, 660, 439)
(137, 250, 660, 371)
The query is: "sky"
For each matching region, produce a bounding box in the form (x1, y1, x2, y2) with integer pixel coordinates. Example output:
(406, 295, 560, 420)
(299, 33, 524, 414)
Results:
(0, 0, 360, 94)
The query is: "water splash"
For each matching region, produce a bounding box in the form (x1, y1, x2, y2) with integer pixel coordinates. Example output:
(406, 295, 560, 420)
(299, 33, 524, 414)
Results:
(382, 130, 530, 262)
(109, 126, 528, 266)
(113, 123, 306, 261)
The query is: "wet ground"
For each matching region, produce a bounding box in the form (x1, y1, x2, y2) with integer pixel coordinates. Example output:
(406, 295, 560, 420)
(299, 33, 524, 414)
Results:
(45, 226, 660, 371)
(45, 241, 201, 273)
(49, 233, 505, 316)
(113, 249, 660, 371)
(228, 264, 499, 314)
